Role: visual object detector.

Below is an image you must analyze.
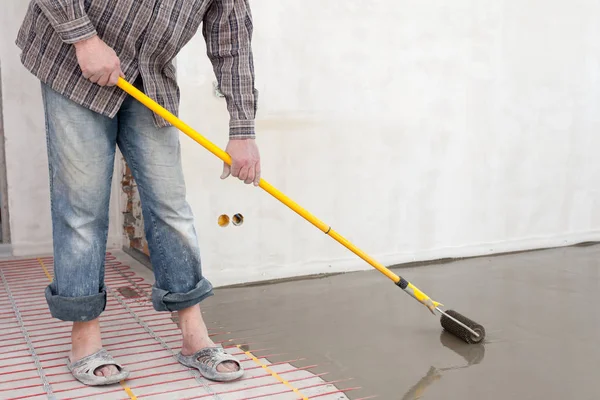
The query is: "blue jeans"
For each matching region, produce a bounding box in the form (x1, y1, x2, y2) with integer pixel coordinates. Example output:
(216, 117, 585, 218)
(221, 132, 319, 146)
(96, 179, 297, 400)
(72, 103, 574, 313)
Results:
(41, 78, 214, 322)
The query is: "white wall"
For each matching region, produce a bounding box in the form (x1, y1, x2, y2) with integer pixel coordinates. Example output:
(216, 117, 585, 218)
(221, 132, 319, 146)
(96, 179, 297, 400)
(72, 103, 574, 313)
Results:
(176, 0, 600, 286)
(2, 0, 600, 286)
(0, 1, 123, 256)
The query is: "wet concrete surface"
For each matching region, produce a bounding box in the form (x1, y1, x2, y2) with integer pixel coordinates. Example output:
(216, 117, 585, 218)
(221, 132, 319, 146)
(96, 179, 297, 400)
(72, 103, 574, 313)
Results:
(201, 244, 600, 399)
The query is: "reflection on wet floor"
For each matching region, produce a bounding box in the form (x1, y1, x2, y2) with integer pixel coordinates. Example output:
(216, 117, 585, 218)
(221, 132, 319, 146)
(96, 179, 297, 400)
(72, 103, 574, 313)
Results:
(401, 332, 486, 399)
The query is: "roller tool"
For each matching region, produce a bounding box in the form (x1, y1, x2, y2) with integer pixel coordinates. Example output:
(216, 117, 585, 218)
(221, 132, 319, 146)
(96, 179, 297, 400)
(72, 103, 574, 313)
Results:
(116, 77, 486, 344)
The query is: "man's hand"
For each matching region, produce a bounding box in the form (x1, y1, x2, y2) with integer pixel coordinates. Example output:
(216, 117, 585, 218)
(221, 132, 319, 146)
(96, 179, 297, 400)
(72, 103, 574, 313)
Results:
(221, 139, 261, 186)
(74, 35, 123, 86)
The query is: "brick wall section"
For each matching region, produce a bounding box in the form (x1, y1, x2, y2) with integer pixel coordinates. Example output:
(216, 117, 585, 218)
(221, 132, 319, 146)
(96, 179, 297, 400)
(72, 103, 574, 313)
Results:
(120, 159, 150, 256)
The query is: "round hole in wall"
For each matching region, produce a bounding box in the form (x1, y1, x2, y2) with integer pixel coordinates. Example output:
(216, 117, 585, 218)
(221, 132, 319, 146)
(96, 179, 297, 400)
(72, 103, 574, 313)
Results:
(232, 213, 244, 226)
(218, 214, 230, 227)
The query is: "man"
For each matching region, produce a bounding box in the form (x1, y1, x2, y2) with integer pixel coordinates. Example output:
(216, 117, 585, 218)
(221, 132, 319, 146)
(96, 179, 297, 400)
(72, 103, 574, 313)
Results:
(16, 0, 260, 386)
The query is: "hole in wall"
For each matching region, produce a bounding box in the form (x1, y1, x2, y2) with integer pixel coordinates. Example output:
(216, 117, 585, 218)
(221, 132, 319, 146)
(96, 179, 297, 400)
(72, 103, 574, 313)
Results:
(218, 214, 230, 227)
(232, 213, 244, 226)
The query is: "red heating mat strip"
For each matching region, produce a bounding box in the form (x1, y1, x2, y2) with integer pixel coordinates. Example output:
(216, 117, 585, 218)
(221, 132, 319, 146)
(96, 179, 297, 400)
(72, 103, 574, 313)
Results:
(0, 253, 362, 400)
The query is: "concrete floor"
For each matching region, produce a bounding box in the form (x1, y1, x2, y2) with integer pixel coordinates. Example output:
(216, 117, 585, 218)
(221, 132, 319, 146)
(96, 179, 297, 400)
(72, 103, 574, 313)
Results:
(2, 243, 599, 399)
(203, 243, 600, 400)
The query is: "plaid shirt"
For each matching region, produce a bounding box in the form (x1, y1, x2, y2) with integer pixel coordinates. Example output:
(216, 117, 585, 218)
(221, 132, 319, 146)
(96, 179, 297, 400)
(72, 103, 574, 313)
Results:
(16, 0, 258, 138)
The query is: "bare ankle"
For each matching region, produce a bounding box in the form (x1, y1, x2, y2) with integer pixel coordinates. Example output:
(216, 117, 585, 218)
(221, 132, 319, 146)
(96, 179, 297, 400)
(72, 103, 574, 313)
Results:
(70, 319, 103, 361)
(178, 306, 207, 335)
(177, 305, 216, 354)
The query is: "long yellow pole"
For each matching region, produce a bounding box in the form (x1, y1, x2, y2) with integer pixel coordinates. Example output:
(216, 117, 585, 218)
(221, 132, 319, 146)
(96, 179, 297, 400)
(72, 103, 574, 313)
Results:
(116, 78, 441, 312)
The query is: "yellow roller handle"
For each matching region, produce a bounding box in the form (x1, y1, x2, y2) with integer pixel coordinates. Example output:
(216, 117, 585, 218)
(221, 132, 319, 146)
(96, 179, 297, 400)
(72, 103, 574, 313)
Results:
(116, 77, 401, 284)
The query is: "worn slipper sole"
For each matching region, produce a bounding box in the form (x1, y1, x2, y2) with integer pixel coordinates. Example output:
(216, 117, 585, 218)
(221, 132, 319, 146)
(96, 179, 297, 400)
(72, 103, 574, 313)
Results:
(177, 346, 244, 382)
(67, 348, 130, 386)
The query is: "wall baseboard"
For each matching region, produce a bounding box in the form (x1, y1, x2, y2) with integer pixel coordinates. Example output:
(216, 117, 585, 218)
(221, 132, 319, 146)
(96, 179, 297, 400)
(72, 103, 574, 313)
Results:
(0, 244, 12, 258)
(122, 246, 152, 270)
(6, 231, 600, 287)
(207, 230, 600, 287)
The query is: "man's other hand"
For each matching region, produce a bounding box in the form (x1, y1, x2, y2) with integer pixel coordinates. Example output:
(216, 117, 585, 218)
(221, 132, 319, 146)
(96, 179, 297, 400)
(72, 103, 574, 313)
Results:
(74, 35, 123, 87)
(221, 139, 261, 186)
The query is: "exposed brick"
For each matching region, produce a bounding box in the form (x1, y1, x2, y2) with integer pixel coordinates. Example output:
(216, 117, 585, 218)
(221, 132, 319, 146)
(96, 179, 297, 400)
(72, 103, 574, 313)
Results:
(121, 156, 150, 257)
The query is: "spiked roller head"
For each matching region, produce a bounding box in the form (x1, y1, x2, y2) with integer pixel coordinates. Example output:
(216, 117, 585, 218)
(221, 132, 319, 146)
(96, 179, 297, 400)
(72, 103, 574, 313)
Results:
(440, 310, 485, 344)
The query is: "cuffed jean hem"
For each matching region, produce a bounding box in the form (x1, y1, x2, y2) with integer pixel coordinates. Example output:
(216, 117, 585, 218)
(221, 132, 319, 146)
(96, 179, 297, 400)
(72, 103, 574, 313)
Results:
(45, 282, 107, 322)
(152, 278, 214, 312)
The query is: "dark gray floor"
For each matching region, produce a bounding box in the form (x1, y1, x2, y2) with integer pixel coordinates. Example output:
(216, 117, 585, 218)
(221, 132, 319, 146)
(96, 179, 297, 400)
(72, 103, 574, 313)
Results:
(202, 244, 600, 400)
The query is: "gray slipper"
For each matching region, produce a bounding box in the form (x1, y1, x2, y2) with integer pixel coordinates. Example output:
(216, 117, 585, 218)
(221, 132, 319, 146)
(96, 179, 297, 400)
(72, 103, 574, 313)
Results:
(177, 346, 244, 382)
(67, 348, 130, 386)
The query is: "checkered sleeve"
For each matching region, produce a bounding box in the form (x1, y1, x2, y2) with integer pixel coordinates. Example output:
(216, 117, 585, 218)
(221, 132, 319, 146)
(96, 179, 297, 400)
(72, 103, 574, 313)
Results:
(35, 0, 97, 44)
(203, 0, 258, 139)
